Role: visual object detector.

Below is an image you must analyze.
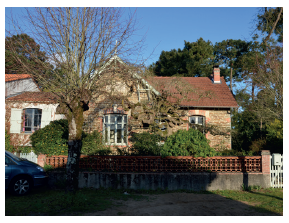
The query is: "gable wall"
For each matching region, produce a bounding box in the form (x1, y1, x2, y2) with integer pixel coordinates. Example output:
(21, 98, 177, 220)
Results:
(5, 79, 40, 98)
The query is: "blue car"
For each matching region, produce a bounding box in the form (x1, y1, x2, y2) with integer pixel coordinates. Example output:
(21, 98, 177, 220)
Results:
(5, 150, 48, 195)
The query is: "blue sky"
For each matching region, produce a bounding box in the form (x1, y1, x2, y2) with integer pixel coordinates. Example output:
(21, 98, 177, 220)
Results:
(132, 7, 260, 65)
(5, 7, 261, 66)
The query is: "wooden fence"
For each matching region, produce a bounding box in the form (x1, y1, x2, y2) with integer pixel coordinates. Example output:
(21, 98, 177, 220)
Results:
(45, 155, 262, 173)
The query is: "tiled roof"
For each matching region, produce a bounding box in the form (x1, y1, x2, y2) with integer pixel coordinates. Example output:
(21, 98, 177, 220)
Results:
(145, 76, 238, 108)
(5, 74, 33, 82)
(5, 92, 57, 103)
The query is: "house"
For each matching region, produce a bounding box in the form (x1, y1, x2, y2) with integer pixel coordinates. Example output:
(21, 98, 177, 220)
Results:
(5, 76, 65, 147)
(5, 74, 40, 98)
(5, 56, 238, 151)
(83, 56, 238, 151)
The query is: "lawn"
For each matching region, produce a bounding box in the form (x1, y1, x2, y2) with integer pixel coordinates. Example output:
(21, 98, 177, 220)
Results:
(5, 186, 283, 216)
(5, 187, 146, 216)
(211, 187, 283, 215)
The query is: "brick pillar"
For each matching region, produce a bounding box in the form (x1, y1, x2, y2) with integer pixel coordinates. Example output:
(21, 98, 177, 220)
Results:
(37, 154, 46, 167)
(261, 150, 271, 174)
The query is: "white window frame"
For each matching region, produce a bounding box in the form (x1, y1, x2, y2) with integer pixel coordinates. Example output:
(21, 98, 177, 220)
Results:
(22, 108, 42, 133)
(189, 115, 205, 126)
(103, 114, 128, 145)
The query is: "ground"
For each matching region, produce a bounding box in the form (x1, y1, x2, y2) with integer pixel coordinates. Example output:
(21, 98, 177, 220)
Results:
(81, 193, 280, 216)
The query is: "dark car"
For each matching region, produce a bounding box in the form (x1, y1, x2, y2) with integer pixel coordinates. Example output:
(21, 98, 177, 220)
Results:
(5, 150, 48, 195)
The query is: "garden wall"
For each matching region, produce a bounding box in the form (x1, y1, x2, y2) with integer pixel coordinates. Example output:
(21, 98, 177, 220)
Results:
(46, 151, 271, 191)
(47, 171, 270, 191)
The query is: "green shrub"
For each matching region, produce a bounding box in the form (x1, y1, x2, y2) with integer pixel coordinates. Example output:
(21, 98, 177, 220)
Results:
(30, 119, 69, 156)
(130, 132, 164, 156)
(81, 131, 111, 155)
(5, 130, 14, 152)
(31, 119, 109, 156)
(161, 128, 217, 157)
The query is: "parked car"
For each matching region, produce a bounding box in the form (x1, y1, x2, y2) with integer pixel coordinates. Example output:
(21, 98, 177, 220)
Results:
(5, 150, 48, 195)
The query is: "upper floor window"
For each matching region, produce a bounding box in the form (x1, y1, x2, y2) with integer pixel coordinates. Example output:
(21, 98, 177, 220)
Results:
(189, 115, 205, 126)
(103, 114, 127, 145)
(23, 108, 42, 133)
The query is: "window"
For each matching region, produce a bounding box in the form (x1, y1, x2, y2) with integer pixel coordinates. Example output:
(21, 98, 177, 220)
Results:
(103, 114, 127, 145)
(23, 108, 42, 133)
(189, 115, 205, 126)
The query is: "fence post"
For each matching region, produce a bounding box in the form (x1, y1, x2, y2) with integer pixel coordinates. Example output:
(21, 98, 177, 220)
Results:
(37, 154, 46, 167)
(261, 150, 271, 188)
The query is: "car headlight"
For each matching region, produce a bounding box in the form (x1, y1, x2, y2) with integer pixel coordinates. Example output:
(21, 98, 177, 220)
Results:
(36, 166, 44, 172)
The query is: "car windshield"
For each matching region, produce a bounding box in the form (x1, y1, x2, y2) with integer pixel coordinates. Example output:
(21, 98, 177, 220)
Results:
(5, 151, 24, 162)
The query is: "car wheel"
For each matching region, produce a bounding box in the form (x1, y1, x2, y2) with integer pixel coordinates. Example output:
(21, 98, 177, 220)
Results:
(9, 176, 32, 196)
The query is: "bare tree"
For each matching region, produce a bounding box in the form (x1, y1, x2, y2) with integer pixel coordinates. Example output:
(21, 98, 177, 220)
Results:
(5, 7, 145, 191)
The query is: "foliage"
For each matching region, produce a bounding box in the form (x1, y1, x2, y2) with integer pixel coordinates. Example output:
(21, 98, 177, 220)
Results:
(161, 128, 217, 157)
(130, 132, 164, 156)
(150, 38, 214, 77)
(231, 110, 264, 153)
(30, 119, 69, 156)
(31, 119, 110, 156)
(82, 131, 111, 155)
(257, 7, 283, 43)
(265, 119, 283, 154)
(214, 39, 250, 92)
(5, 34, 51, 79)
(5, 130, 14, 152)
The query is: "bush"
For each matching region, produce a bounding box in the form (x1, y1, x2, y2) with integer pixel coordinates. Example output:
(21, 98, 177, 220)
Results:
(130, 132, 164, 156)
(31, 119, 109, 156)
(161, 128, 217, 157)
(5, 130, 14, 152)
(81, 131, 111, 155)
(30, 119, 69, 156)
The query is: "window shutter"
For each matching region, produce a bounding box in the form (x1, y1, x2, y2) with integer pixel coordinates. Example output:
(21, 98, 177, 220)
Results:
(41, 109, 52, 128)
(10, 108, 22, 133)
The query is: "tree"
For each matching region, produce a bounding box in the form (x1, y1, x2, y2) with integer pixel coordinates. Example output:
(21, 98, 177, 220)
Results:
(150, 38, 214, 77)
(257, 7, 283, 43)
(6, 7, 144, 192)
(214, 39, 249, 93)
(5, 33, 51, 75)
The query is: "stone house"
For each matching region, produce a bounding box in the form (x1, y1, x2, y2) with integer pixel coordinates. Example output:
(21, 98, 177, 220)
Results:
(5, 56, 238, 151)
(82, 56, 238, 151)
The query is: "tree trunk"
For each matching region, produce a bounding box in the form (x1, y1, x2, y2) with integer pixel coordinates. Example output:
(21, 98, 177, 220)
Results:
(230, 67, 233, 92)
(65, 102, 84, 192)
(252, 80, 255, 100)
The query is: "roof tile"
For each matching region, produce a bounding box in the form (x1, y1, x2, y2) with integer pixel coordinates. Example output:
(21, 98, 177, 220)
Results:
(145, 76, 238, 108)
(6, 92, 57, 103)
(5, 74, 33, 82)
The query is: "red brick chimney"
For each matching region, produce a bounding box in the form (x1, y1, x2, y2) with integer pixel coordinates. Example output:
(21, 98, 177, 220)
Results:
(213, 65, 221, 84)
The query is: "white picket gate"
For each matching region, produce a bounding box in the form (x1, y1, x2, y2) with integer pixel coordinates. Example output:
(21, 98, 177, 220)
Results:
(14, 151, 38, 164)
(270, 154, 283, 188)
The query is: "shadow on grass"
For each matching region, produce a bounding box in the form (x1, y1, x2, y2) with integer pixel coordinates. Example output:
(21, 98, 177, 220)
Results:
(5, 186, 282, 216)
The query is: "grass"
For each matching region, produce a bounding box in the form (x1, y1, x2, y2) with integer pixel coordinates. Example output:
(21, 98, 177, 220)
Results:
(211, 187, 283, 215)
(5, 186, 283, 216)
(5, 186, 146, 216)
